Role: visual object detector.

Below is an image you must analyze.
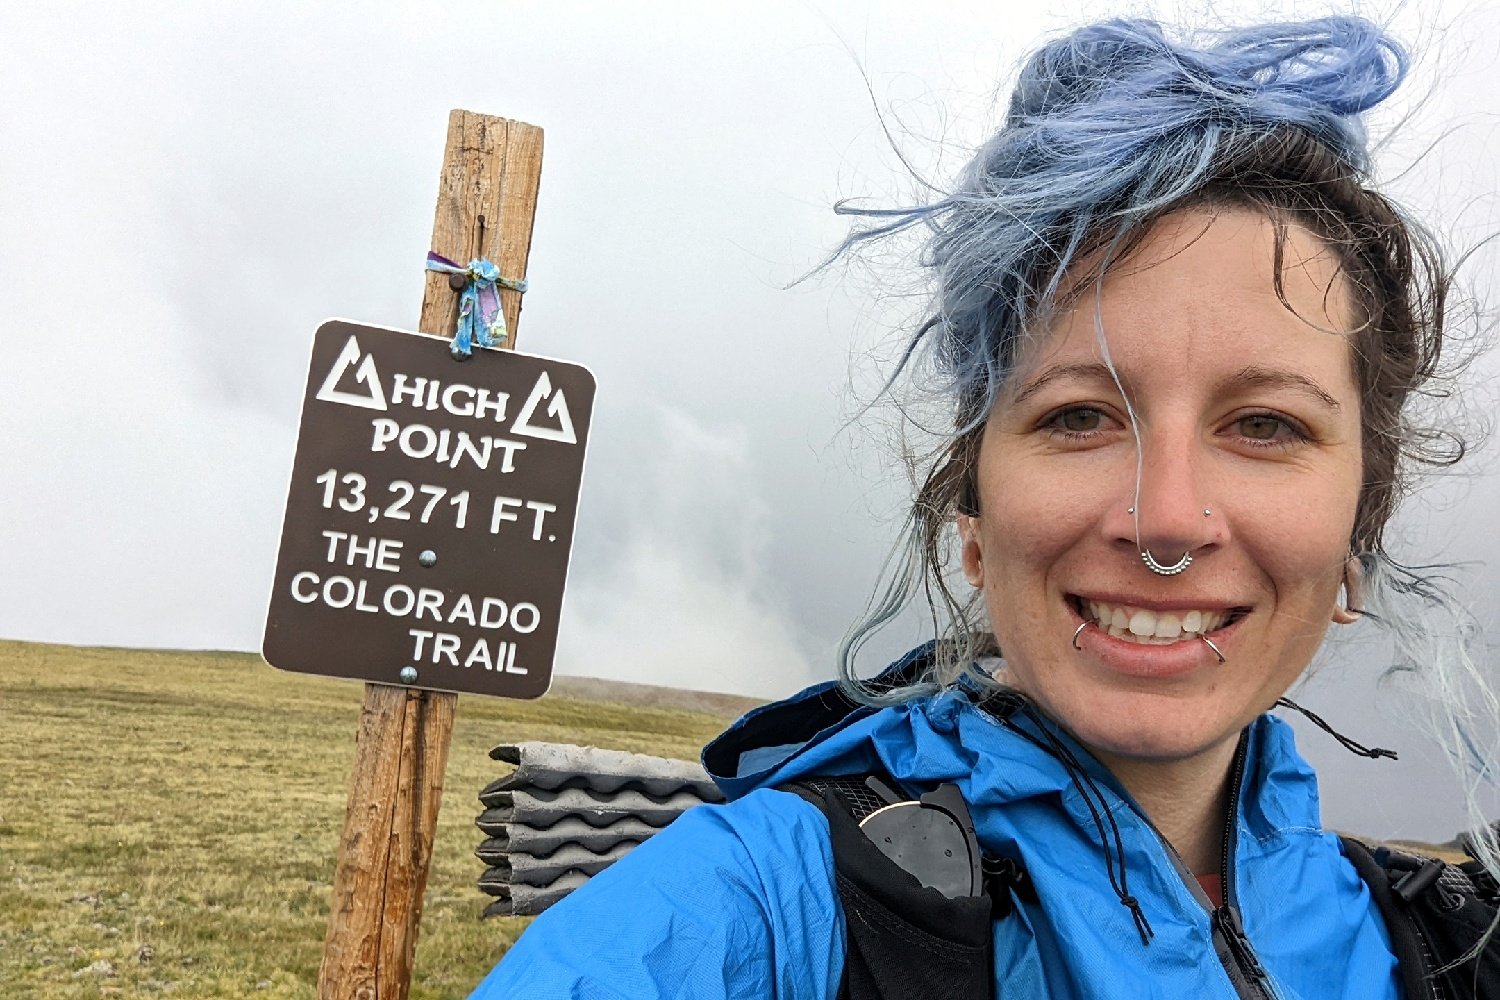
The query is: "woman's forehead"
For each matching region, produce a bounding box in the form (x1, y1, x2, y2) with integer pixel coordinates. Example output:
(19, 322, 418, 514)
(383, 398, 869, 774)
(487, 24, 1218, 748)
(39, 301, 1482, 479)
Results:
(1007, 207, 1359, 394)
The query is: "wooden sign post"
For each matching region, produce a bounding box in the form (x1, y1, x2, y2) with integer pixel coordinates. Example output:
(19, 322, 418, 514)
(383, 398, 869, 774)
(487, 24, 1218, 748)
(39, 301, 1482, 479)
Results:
(316, 110, 544, 1000)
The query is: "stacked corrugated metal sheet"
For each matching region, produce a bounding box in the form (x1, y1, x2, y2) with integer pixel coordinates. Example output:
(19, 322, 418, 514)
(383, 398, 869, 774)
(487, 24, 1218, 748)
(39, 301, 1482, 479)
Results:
(475, 741, 724, 916)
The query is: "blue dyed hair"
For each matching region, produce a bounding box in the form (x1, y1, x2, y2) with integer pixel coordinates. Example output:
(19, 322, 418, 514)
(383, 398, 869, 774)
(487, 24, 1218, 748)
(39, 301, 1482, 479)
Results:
(843, 16, 1406, 434)
(837, 13, 1499, 879)
(838, 18, 1460, 689)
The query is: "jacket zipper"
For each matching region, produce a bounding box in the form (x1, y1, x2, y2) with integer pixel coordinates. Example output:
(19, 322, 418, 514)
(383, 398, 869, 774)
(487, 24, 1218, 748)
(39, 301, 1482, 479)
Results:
(1212, 733, 1276, 1000)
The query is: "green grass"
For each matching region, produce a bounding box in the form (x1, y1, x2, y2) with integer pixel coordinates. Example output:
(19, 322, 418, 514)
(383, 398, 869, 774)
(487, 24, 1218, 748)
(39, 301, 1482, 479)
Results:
(0, 640, 730, 999)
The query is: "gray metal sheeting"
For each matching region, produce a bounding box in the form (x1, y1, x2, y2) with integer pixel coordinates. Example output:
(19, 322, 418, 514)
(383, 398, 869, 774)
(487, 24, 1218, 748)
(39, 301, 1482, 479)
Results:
(476, 742, 723, 916)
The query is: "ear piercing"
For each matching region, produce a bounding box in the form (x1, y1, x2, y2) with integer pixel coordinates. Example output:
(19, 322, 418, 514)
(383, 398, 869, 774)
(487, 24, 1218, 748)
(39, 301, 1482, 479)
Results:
(1141, 550, 1192, 575)
(1333, 553, 1365, 624)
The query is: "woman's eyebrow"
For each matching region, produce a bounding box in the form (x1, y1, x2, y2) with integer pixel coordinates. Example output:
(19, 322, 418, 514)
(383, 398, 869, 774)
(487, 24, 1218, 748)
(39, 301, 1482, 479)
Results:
(1225, 365, 1343, 411)
(1009, 362, 1343, 412)
(1008, 361, 1119, 406)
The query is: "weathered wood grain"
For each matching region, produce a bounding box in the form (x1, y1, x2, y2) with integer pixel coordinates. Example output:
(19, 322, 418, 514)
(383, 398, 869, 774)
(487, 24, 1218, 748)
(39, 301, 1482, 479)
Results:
(317, 109, 544, 1000)
(418, 111, 544, 344)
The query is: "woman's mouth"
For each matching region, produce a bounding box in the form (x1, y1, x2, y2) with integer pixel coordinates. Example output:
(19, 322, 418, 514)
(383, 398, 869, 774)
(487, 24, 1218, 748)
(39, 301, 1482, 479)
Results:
(1068, 596, 1247, 645)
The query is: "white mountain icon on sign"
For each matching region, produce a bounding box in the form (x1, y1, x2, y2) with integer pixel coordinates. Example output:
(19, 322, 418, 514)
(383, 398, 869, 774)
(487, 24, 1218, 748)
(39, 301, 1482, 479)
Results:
(316, 335, 388, 411)
(511, 371, 577, 444)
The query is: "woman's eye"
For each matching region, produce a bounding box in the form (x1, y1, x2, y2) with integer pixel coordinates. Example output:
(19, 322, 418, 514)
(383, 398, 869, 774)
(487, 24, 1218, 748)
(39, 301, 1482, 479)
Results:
(1226, 412, 1312, 449)
(1236, 414, 1290, 441)
(1054, 407, 1104, 433)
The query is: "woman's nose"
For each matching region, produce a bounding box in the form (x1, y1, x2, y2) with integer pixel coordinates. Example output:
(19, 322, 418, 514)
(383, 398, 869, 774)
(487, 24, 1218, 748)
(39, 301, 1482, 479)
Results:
(1112, 433, 1225, 563)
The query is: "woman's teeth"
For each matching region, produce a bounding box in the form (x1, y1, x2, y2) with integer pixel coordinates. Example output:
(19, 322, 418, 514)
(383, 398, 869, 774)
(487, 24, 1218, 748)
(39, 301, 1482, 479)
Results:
(1082, 600, 1228, 644)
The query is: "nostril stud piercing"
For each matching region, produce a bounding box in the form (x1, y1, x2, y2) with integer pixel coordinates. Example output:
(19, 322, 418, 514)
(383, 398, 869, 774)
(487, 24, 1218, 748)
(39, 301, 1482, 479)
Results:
(1127, 507, 1135, 515)
(1204, 508, 1212, 517)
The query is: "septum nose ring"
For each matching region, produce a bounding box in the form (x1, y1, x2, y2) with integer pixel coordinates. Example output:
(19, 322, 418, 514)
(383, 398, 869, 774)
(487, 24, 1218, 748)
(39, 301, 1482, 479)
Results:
(1141, 549, 1192, 576)
(1131, 505, 1204, 576)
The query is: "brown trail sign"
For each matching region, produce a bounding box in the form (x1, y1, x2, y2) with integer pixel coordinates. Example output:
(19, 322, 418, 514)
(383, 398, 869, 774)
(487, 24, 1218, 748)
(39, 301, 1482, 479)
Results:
(263, 110, 547, 1000)
(264, 320, 595, 699)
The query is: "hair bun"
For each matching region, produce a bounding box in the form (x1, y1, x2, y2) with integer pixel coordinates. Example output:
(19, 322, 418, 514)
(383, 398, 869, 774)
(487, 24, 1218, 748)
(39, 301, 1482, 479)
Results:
(1005, 17, 1406, 166)
(1006, 22, 1164, 121)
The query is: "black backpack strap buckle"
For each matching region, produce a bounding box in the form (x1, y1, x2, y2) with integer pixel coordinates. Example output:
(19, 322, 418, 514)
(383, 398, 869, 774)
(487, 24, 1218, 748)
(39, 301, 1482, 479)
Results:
(1392, 858, 1446, 904)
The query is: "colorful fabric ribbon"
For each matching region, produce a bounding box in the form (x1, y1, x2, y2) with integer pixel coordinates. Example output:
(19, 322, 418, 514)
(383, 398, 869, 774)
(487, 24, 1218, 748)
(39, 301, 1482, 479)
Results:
(424, 252, 529, 358)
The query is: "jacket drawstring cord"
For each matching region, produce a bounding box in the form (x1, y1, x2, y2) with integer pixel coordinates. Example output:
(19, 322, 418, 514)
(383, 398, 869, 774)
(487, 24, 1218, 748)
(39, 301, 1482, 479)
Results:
(1274, 698, 1399, 760)
(1005, 701, 1156, 946)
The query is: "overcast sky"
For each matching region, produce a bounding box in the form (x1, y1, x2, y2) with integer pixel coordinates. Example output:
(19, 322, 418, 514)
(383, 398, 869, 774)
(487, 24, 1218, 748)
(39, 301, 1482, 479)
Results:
(5, 1, 1500, 838)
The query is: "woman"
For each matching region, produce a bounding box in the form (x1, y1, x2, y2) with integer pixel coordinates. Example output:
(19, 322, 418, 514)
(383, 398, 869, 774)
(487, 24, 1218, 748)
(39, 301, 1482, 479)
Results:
(470, 15, 1497, 999)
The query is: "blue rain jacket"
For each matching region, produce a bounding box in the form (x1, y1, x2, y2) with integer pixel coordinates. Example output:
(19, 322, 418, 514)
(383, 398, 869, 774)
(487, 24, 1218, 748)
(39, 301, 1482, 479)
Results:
(469, 662, 1402, 1000)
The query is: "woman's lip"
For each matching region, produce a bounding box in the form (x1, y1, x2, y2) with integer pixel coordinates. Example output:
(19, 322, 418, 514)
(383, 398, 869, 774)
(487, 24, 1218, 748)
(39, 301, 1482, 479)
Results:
(1067, 599, 1242, 679)
(1070, 591, 1245, 613)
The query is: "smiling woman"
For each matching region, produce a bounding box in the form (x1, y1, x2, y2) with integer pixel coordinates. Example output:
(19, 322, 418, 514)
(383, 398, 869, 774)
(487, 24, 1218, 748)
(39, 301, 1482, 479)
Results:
(959, 210, 1366, 825)
(468, 13, 1499, 1000)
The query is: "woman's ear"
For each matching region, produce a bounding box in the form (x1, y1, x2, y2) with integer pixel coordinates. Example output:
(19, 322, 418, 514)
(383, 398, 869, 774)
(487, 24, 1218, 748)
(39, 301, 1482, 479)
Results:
(1331, 554, 1364, 625)
(958, 514, 984, 589)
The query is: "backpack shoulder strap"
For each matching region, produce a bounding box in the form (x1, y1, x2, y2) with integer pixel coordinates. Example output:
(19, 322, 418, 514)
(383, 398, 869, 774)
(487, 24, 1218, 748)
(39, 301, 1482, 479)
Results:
(783, 774, 997, 1000)
(784, 774, 899, 824)
(1342, 834, 1500, 998)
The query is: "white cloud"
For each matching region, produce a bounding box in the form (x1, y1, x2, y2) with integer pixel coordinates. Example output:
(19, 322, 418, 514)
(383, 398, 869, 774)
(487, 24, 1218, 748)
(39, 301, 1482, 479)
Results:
(556, 405, 816, 697)
(4, 0, 1500, 838)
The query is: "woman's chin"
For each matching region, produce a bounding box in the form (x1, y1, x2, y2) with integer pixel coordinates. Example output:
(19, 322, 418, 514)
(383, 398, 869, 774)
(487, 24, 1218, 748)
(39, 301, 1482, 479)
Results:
(1036, 691, 1250, 767)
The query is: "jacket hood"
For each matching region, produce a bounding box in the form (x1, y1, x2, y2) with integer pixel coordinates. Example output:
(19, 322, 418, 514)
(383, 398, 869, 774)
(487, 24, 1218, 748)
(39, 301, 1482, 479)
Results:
(704, 646, 1321, 850)
(701, 646, 1365, 998)
(703, 642, 934, 798)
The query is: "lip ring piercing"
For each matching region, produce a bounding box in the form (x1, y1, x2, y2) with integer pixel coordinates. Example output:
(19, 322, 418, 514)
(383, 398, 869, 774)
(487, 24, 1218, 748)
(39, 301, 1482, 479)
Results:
(1200, 634, 1226, 664)
(1072, 621, 1090, 650)
(1075, 617, 1225, 663)
(1141, 549, 1192, 576)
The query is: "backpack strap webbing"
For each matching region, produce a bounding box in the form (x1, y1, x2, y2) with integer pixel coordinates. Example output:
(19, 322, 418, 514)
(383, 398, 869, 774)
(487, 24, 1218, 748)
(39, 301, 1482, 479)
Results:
(1342, 835, 1500, 998)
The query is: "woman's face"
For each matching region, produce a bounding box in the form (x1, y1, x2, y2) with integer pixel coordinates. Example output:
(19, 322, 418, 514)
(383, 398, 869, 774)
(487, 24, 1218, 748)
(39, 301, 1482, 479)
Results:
(960, 207, 1364, 766)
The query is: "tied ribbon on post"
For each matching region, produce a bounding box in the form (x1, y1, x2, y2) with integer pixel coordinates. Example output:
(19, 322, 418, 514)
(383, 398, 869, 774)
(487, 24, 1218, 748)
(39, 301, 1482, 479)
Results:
(424, 252, 529, 358)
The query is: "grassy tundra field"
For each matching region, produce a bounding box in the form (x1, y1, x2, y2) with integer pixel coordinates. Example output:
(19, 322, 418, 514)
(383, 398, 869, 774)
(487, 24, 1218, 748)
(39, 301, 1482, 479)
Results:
(0, 639, 743, 999)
